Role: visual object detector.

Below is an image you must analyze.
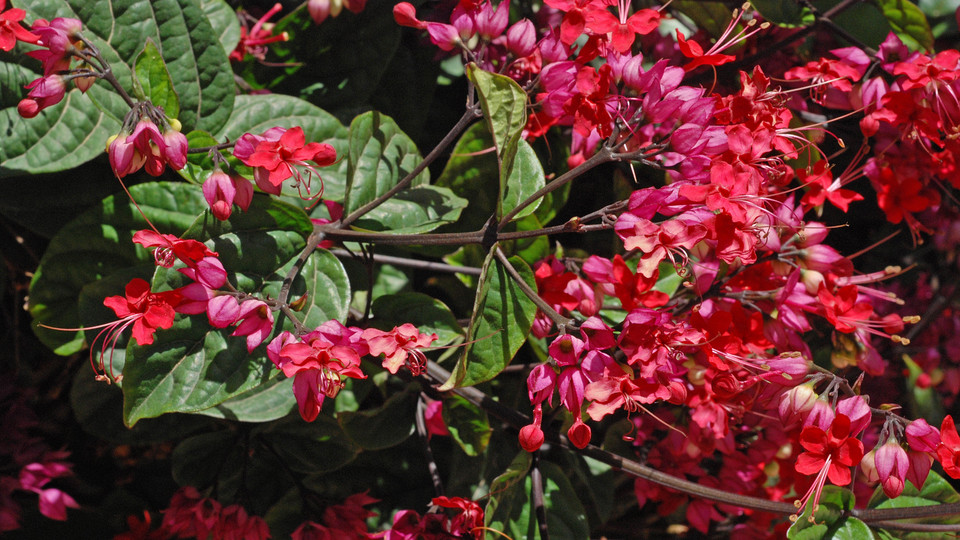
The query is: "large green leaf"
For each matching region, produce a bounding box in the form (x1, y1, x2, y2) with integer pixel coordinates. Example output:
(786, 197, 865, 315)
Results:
(350, 185, 467, 234)
(343, 110, 429, 215)
(4, 0, 235, 176)
(485, 453, 591, 540)
(22, 0, 235, 131)
(193, 377, 297, 423)
(868, 471, 960, 538)
(435, 122, 502, 232)
(122, 198, 350, 425)
(134, 40, 180, 119)
(442, 393, 492, 456)
(29, 182, 208, 355)
(338, 388, 418, 450)
(441, 250, 537, 389)
(255, 414, 361, 475)
(200, 0, 241, 56)
(466, 64, 532, 221)
(788, 485, 864, 539)
(878, 0, 935, 50)
(248, 3, 401, 113)
(210, 94, 350, 201)
(0, 62, 124, 177)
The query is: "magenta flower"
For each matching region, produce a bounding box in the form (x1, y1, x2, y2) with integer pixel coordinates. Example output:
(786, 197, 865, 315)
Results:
(231, 299, 274, 352)
(875, 441, 909, 498)
(234, 126, 336, 199)
(17, 75, 66, 118)
(362, 323, 437, 375)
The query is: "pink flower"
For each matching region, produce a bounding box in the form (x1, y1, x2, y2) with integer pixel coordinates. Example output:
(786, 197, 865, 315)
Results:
(362, 323, 437, 375)
(234, 127, 336, 199)
(232, 299, 274, 352)
(102, 278, 182, 347)
(203, 171, 254, 221)
(132, 230, 217, 269)
(109, 119, 188, 178)
(17, 75, 66, 118)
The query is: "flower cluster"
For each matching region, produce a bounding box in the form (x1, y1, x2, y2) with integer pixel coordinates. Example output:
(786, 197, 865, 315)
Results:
(114, 486, 270, 540)
(233, 126, 337, 201)
(267, 322, 436, 422)
(108, 103, 188, 178)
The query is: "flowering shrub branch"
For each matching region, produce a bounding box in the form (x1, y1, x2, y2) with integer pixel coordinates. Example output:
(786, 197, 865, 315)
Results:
(4, 0, 960, 537)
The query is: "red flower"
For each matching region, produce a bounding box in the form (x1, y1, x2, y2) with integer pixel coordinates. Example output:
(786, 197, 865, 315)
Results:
(795, 413, 864, 486)
(0, 0, 40, 51)
(937, 415, 960, 479)
(102, 278, 182, 347)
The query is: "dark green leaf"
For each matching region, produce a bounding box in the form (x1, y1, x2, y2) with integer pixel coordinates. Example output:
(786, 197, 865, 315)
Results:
(254, 3, 401, 112)
(868, 471, 960, 539)
(831, 1, 892, 48)
(179, 130, 220, 184)
(673, 1, 734, 37)
(787, 485, 855, 539)
(435, 122, 501, 232)
(194, 377, 296, 422)
(750, 0, 815, 26)
(501, 139, 545, 222)
(343, 111, 429, 215)
(350, 185, 467, 234)
(29, 182, 208, 354)
(486, 453, 590, 540)
(200, 0, 241, 55)
(171, 430, 238, 488)
(134, 39, 180, 119)
(442, 393, 492, 456)
(255, 414, 361, 474)
(338, 389, 417, 450)
(466, 64, 529, 220)
(370, 293, 464, 347)
(878, 0, 935, 50)
(441, 250, 537, 389)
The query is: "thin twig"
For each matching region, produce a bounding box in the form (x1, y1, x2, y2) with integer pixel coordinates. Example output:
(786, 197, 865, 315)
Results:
(531, 451, 550, 540)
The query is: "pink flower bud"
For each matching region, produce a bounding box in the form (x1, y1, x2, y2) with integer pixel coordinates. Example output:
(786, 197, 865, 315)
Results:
(906, 418, 940, 452)
(567, 416, 591, 449)
(475, 0, 509, 40)
(860, 448, 879, 482)
(207, 295, 240, 328)
(393, 3, 425, 29)
(234, 175, 254, 211)
(163, 129, 188, 170)
(426, 23, 460, 51)
(836, 395, 871, 436)
(17, 98, 39, 118)
(233, 299, 274, 352)
(778, 384, 818, 425)
(203, 170, 237, 221)
(424, 400, 450, 438)
(548, 334, 584, 366)
(505, 19, 536, 57)
(527, 363, 557, 405)
(876, 442, 909, 498)
(308, 0, 332, 25)
(580, 316, 615, 350)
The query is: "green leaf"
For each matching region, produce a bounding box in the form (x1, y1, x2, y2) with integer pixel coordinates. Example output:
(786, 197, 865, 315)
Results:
(5, 0, 236, 175)
(256, 414, 361, 474)
(343, 110, 429, 215)
(338, 389, 417, 450)
(29, 182, 208, 355)
(350, 185, 467, 234)
(485, 453, 590, 540)
(179, 130, 220, 183)
(673, 1, 734, 38)
(466, 64, 529, 220)
(435, 122, 502, 232)
(868, 471, 960, 539)
(750, 0, 815, 26)
(70, 364, 212, 444)
(500, 140, 545, 222)
(830, 1, 892, 48)
(122, 198, 350, 425)
(200, 0, 241, 56)
(441, 250, 537, 389)
(442, 393, 492, 456)
(121, 314, 278, 426)
(134, 39, 180, 120)
(369, 293, 464, 347)
(787, 485, 856, 539)
(171, 430, 238, 488)
(213, 94, 350, 201)
(193, 377, 296, 422)
(249, 3, 401, 112)
(0, 62, 124, 177)
(878, 0, 935, 50)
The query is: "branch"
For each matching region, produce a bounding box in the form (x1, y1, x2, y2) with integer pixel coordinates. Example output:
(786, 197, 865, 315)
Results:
(419, 361, 960, 528)
(493, 245, 576, 331)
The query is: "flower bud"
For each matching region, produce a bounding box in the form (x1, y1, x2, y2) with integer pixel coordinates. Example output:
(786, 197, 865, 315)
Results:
(519, 423, 544, 452)
(876, 442, 909, 498)
(393, 3, 425, 29)
(567, 416, 591, 449)
(905, 418, 940, 452)
(505, 19, 536, 57)
(308, 0, 332, 24)
(778, 384, 817, 425)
